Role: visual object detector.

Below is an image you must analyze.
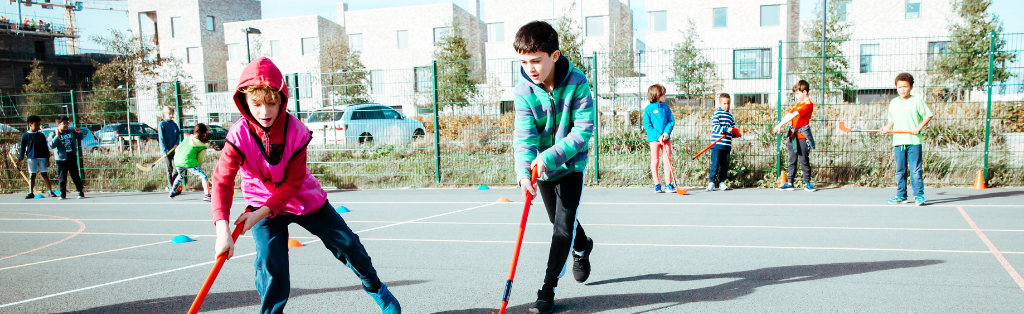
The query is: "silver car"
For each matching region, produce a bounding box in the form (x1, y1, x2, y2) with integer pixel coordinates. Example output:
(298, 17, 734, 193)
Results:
(40, 127, 100, 153)
(306, 103, 426, 146)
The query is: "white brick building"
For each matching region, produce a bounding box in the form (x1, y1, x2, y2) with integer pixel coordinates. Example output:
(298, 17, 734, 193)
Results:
(222, 15, 345, 120)
(640, 0, 956, 105)
(128, 0, 260, 126)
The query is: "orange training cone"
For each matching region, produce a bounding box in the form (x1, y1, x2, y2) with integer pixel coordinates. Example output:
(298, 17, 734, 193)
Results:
(777, 170, 788, 187)
(496, 197, 512, 203)
(287, 239, 304, 248)
(973, 170, 987, 190)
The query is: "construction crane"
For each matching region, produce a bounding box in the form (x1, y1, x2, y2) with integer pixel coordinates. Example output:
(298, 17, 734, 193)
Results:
(10, 0, 128, 54)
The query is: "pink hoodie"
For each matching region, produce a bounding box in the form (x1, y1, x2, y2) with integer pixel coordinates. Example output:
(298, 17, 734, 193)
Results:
(210, 57, 326, 222)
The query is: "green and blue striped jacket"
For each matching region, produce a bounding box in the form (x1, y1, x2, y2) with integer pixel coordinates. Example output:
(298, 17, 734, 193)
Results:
(513, 55, 595, 182)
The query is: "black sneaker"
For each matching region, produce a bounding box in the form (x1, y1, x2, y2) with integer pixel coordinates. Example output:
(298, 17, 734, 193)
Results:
(572, 237, 594, 283)
(528, 289, 555, 314)
(78, 192, 85, 199)
(49, 191, 57, 198)
(25, 193, 34, 199)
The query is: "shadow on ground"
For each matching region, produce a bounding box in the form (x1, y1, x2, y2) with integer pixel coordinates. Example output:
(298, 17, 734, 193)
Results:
(434, 259, 942, 314)
(57, 280, 426, 314)
(928, 190, 1024, 205)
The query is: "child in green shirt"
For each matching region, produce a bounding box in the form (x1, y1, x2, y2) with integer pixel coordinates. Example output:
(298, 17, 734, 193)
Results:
(881, 73, 933, 206)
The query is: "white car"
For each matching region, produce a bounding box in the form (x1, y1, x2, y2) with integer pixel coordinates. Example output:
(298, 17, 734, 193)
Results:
(306, 104, 426, 146)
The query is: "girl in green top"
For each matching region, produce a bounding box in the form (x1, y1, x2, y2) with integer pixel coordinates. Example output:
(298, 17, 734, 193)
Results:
(170, 123, 211, 201)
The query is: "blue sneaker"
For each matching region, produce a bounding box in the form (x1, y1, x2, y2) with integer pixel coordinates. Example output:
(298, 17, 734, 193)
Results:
(887, 196, 908, 204)
(915, 195, 927, 206)
(367, 283, 401, 314)
(804, 182, 816, 192)
(665, 183, 676, 193)
(654, 184, 663, 193)
(776, 183, 795, 191)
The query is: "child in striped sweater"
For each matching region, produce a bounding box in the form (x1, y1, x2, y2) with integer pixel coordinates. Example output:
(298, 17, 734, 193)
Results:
(707, 93, 738, 191)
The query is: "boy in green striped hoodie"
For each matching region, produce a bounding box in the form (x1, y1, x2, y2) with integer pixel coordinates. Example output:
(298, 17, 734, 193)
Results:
(512, 21, 595, 314)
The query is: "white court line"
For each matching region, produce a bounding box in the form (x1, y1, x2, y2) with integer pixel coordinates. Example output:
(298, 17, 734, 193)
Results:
(354, 237, 1024, 255)
(0, 241, 168, 271)
(5, 221, 1024, 232)
(0, 203, 496, 309)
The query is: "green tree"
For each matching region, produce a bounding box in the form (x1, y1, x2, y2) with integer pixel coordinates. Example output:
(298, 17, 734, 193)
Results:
(22, 60, 62, 119)
(320, 33, 370, 104)
(89, 29, 191, 122)
(555, 1, 587, 75)
(933, 0, 1015, 93)
(671, 19, 720, 98)
(433, 18, 477, 108)
(796, 0, 853, 95)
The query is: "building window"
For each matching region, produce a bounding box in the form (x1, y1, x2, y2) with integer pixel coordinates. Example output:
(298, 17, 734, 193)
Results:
(269, 40, 280, 57)
(733, 48, 771, 79)
(860, 44, 879, 73)
(301, 37, 317, 55)
(227, 43, 239, 61)
(186, 47, 200, 64)
(927, 41, 950, 67)
(649, 11, 667, 32)
(586, 16, 604, 36)
(206, 83, 218, 93)
(170, 17, 180, 38)
(349, 33, 363, 51)
(370, 70, 385, 94)
(414, 66, 432, 93)
(397, 30, 408, 49)
(209, 113, 220, 123)
(906, 0, 920, 19)
(713, 8, 727, 28)
(487, 22, 504, 42)
(433, 27, 451, 44)
(760, 5, 780, 27)
(838, 1, 851, 22)
(206, 16, 214, 31)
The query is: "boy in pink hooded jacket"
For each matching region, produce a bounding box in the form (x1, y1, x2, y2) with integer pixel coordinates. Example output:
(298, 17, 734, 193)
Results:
(210, 57, 400, 314)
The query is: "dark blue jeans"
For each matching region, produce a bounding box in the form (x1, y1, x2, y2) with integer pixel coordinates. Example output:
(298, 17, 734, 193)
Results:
(708, 148, 730, 184)
(251, 200, 380, 314)
(894, 145, 924, 198)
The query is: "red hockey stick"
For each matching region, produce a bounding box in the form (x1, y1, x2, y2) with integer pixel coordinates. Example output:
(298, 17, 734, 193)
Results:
(493, 166, 539, 314)
(838, 121, 912, 134)
(692, 136, 726, 160)
(187, 208, 250, 314)
(660, 141, 687, 195)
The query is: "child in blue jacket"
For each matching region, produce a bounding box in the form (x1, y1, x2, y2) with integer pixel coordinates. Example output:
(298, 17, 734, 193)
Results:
(642, 84, 675, 193)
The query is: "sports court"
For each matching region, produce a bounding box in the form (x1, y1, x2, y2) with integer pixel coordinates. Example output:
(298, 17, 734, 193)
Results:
(1, 187, 1023, 313)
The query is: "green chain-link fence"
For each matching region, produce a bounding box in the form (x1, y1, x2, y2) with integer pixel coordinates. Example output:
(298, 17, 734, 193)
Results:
(1, 33, 1021, 192)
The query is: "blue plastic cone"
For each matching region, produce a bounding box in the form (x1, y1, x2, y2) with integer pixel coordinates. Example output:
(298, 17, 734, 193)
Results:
(336, 206, 350, 213)
(54, 190, 61, 195)
(478, 185, 490, 190)
(171, 235, 194, 243)
(33, 194, 44, 199)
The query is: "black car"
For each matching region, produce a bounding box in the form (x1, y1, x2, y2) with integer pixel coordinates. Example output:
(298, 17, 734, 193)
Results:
(182, 124, 228, 150)
(95, 123, 159, 150)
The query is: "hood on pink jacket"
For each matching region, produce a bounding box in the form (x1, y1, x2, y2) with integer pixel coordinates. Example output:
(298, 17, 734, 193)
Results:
(232, 57, 291, 164)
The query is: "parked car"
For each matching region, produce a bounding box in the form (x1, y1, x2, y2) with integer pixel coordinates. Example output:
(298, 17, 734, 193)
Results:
(40, 127, 100, 153)
(95, 122, 159, 150)
(306, 103, 425, 146)
(182, 123, 227, 150)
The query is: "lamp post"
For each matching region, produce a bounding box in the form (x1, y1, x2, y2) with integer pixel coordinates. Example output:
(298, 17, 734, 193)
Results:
(243, 27, 261, 63)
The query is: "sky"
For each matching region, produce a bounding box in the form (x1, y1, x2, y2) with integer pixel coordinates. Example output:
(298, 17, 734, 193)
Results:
(1, 0, 1022, 51)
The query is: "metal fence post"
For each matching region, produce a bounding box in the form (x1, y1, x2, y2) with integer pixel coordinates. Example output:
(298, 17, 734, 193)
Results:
(292, 73, 301, 117)
(432, 61, 441, 183)
(592, 51, 600, 184)
(174, 80, 184, 141)
(983, 31, 994, 182)
(776, 41, 783, 178)
(70, 90, 83, 181)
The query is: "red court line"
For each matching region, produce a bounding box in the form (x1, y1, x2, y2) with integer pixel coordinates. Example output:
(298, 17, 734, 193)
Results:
(957, 206, 1024, 293)
(0, 212, 86, 261)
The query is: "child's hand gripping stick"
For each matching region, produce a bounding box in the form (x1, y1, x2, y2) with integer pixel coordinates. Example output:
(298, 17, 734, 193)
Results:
(187, 206, 253, 314)
(493, 166, 539, 314)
